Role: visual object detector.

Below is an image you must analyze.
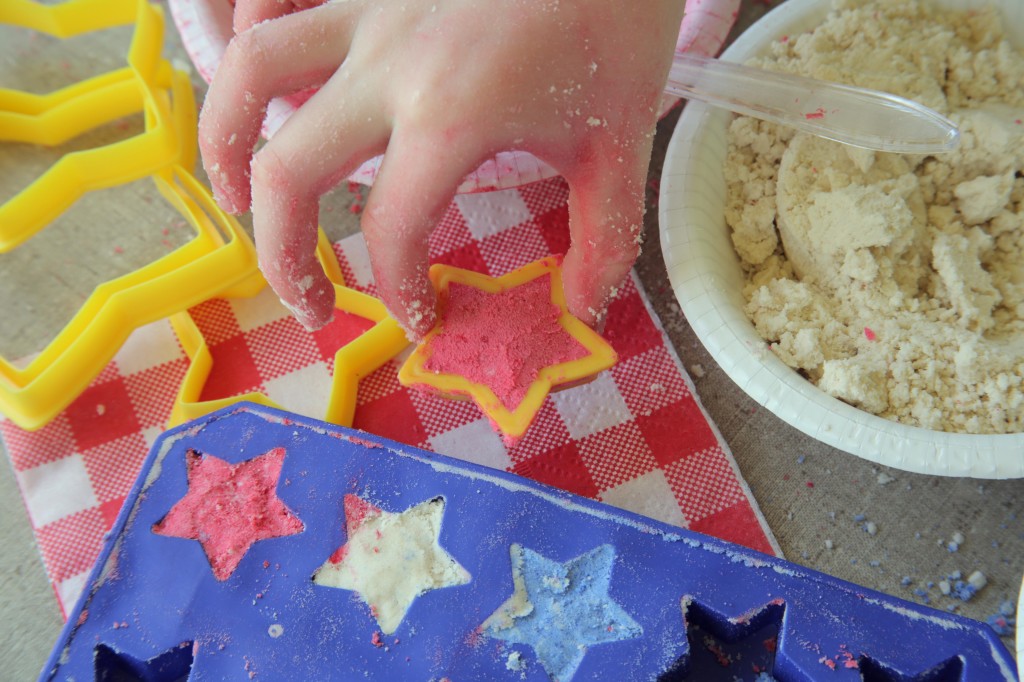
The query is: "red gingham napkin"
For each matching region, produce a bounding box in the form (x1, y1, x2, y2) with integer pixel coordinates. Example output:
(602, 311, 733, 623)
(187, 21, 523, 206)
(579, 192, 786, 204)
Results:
(1, 176, 779, 617)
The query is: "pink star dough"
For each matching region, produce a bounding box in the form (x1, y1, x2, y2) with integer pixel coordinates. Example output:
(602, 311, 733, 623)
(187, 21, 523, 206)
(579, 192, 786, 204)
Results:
(152, 448, 304, 580)
(423, 276, 589, 412)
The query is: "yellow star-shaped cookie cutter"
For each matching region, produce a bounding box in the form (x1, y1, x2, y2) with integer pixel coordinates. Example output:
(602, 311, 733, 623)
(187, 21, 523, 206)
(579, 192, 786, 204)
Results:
(0, 0, 186, 251)
(398, 256, 618, 441)
(0, 159, 263, 431)
(167, 232, 412, 428)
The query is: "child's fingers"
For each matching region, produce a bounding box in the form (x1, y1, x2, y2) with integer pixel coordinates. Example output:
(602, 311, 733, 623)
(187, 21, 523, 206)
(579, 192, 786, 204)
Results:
(250, 69, 390, 330)
(560, 136, 654, 329)
(360, 128, 483, 339)
(199, 2, 361, 214)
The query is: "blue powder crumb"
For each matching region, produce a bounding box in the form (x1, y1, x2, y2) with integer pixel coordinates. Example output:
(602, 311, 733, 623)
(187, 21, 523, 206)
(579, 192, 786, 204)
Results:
(986, 614, 1016, 636)
(901, 576, 912, 586)
(951, 581, 977, 601)
(999, 599, 1015, 617)
(754, 673, 777, 682)
(796, 455, 805, 464)
(946, 541, 959, 552)
(853, 514, 866, 522)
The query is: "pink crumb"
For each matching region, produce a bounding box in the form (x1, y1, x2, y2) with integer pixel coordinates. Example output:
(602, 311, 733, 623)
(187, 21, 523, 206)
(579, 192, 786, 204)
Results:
(371, 631, 385, 648)
(347, 435, 382, 449)
(863, 326, 876, 341)
(423, 276, 588, 411)
(805, 107, 826, 119)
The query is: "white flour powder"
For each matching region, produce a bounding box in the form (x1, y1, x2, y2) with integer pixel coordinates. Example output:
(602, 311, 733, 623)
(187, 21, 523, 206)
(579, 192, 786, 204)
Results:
(726, 0, 1024, 433)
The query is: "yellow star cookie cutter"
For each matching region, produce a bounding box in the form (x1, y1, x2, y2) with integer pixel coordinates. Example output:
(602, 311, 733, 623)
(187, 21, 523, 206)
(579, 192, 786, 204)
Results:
(0, 0, 184, 251)
(398, 256, 618, 442)
(0, 157, 263, 431)
(167, 231, 411, 428)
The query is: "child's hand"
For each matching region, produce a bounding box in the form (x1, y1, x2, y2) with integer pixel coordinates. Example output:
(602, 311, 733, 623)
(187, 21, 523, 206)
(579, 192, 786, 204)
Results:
(199, 0, 686, 338)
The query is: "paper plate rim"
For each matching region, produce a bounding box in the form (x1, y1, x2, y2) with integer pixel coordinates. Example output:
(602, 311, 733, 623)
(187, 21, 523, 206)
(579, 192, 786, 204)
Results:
(659, 0, 1024, 479)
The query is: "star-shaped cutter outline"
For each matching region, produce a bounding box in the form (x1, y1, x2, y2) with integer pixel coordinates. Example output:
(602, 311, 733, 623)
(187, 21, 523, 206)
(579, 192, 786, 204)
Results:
(398, 255, 617, 441)
(0, 0, 185, 251)
(0, 132, 262, 431)
(167, 232, 411, 429)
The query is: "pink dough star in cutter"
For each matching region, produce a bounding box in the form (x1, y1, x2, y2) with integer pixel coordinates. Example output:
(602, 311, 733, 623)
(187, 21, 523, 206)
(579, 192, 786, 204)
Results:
(399, 256, 617, 443)
(152, 447, 303, 580)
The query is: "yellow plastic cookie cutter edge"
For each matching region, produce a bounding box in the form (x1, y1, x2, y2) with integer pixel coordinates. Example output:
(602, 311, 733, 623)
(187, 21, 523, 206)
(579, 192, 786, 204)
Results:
(0, 161, 262, 431)
(167, 232, 412, 429)
(397, 256, 618, 442)
(0, 0, 185, 251)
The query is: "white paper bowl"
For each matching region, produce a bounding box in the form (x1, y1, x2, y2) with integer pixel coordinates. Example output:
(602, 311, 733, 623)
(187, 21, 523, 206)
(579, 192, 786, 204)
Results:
(659, 0, 1024, 479)
(167, 0, 733, 194)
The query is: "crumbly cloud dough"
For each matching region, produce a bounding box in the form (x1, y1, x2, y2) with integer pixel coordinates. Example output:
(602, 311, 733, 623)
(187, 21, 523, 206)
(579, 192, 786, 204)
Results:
(725, 0, 1024, 434)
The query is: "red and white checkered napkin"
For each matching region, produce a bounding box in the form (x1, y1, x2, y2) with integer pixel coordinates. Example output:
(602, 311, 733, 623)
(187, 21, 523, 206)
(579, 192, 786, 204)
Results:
(1, 176, 778, 618)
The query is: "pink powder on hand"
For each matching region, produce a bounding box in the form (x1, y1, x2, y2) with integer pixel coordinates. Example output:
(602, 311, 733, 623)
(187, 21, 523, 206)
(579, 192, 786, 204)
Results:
(423, 276, 588, 411)
(153, 448, 304, 580)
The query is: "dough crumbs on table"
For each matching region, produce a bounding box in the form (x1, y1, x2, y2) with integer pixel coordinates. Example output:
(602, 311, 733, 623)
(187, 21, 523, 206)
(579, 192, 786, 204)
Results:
(725, 0, 1024, 435)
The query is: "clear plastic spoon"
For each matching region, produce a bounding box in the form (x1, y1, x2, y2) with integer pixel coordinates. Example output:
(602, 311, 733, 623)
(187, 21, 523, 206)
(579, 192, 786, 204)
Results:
(666, 52, 960, 154)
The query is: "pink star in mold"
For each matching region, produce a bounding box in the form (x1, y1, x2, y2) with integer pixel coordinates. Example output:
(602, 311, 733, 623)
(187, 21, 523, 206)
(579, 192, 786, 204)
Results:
(153, 448, 303, 580)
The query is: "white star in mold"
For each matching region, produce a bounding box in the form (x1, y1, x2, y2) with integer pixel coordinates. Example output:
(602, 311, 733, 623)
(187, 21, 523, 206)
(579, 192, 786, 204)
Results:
(482, 544, 642, 681)
(313, 495, 470, 634)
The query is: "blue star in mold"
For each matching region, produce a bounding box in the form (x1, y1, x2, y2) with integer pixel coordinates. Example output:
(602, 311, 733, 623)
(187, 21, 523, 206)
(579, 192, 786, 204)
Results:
(482, 543, 642, 681)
